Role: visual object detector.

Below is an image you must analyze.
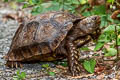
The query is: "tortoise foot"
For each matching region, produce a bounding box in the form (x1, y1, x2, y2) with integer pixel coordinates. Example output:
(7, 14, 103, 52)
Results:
(70, 65, 81, 76)
(6, 61, 23, 68)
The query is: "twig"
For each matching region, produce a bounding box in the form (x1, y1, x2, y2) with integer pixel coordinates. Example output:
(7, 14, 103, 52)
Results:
(115, 0, 120, 7)
(115, 25, 119, 58)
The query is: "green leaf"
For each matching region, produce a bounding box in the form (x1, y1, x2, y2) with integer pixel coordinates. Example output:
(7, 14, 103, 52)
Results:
(16, 70, 20, 76)
(107, 14, 114, 22)
(83, 59, 96, 73)
(100, 15, 108, 27)
(60, 62, 68, 67)
(103, 25, 115, 32)
(13, 76, 18, 80)
(28, 0, 34, 5)
(80, 5, 90, 12)
(4, 0, 8, 2)
(46, 2, 60, 11)
(117, 14, 120, 17)
(117, 37, 120, 45)
(42, 64, 49, 68)
(104, 48, 117, 56)
(72, 0, 80, 5)
(97, 32, 113, 43)
(14, 70, 26, 80)
(31, 5, 44, 15)
(90, 59, 96, 72)
(20, 72, 26, 79)
(32, 0, 40, 4)
(10, 2, 17, 9)
(107, 0, 115, 4)
(82, 11, 92, 17)
(93, 5, 106, 15)
(110, 5, 113, 9)
(68, 6, 76, 13)
(79, 0, 88, 4)
(94, 42, 104, 51)
(48, 72, 55, 76)
(22, 4, 29, 8)
(80, 47, 90, 51)
(16, 0, 24, 2)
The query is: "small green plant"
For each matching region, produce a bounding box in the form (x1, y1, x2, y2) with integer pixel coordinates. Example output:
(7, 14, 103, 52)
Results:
(13, 70, 26, 80)
(23, 0, 84, 15)
(57, 60, 68, 67)
(54, 60, 68, 67)
(94, 24, 120, 57)
(83, 59, 96, 73)
(42, 64, 55, 76)
(59, 62, 68, 67)
(4, 0, 89, 15)
(80, 46, 90, 51)
(104, 48, 117, 56)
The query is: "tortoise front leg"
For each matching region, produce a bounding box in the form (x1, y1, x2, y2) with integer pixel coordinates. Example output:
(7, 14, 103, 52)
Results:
(66, 42, 81, 76)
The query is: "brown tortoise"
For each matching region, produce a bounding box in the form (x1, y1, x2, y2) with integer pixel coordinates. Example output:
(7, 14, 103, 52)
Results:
(5, 11, 101, 76)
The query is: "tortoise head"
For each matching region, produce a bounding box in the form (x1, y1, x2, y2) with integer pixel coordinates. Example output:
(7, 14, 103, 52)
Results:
(78, 15, 101, 34)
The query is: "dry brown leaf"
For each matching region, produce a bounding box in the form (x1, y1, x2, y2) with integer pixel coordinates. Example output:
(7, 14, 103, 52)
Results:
(95, 66, 105, 74)
(88, 46, 95, 51)
(104, 43, 110, 50)
(111, 10, 120, 20)
(2, 9, 34, 23)
(56, 65, 67, 70)
(2, 13, 24, 23)
(96, 73, 105, 79)
(68, 74, 94, 79)
(88, 0, 105, 6)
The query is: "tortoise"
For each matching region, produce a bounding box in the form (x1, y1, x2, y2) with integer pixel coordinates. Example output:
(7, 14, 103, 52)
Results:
(5, 11, 101, 76)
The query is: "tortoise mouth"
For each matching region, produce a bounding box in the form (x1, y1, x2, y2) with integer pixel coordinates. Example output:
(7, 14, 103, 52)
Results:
(90, 27, 101, 40)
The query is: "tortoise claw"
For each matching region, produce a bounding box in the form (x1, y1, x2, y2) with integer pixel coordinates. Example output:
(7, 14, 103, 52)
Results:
(19, 63, 23, 68)
(11, 62, 14, 68)
(15, 62, 18, 68)
(6, 61, 23, 68)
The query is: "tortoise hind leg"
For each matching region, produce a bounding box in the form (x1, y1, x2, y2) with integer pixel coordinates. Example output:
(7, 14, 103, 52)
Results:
(67, 42, 81, 76)
(6, 61, 23, 68)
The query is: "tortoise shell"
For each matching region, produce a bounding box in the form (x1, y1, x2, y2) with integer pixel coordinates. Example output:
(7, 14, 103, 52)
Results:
(5, 11, 101, 76)
(5, 11, 82, 62)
